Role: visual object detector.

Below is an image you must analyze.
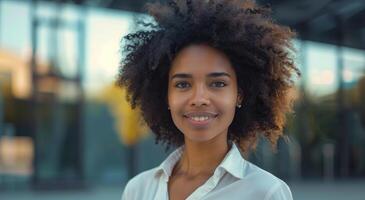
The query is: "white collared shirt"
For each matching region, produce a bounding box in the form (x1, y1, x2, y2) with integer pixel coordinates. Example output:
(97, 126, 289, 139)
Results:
(121, 143, 293, 200)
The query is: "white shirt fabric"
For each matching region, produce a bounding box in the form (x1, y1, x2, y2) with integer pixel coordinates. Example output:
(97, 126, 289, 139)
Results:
(121, 143, 293, 200)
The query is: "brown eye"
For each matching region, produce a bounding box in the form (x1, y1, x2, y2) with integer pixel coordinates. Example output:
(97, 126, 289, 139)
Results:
(175, 81, 191, 89)
(211, 81, 227, 88)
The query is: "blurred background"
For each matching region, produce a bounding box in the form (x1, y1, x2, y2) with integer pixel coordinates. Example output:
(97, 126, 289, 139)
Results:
(0, 0, 364, 199)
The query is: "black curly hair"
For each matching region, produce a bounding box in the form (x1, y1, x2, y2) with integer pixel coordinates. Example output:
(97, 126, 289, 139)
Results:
(117, 0, 300, 152)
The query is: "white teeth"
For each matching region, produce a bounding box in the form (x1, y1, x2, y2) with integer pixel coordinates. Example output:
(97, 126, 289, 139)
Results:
(191, 116, 209, 121)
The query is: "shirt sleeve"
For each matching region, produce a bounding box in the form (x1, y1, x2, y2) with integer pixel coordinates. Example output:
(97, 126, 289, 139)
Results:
(121, 181, 132, 200)
(264, 181, 293, 200)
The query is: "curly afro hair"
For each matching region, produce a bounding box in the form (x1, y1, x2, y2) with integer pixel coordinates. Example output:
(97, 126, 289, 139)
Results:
(117, 0, 300, 152)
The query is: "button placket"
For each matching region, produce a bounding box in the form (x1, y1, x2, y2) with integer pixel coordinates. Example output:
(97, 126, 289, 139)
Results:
(154, 175, 169, 200)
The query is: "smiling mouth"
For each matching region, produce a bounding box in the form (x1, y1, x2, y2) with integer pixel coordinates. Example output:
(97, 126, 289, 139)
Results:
(185, 115, 217, 122)
(190, 116, 210, 121)
(183, 112, 218, 127)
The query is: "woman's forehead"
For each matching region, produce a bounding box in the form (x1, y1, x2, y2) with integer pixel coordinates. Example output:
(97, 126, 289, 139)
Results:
(169, 44, 235, 76)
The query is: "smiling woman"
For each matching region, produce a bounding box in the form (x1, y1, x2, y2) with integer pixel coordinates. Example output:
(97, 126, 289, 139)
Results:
(117, 0, 299, 199)
(167, 44, 241, 144)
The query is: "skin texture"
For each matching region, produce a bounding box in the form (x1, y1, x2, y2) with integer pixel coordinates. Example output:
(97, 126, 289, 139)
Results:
(167, 44, 242, 200)
(168, 44, 242, 143)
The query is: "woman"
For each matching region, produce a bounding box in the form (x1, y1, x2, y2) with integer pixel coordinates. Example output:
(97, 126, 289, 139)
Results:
(118, 0, 299, 199)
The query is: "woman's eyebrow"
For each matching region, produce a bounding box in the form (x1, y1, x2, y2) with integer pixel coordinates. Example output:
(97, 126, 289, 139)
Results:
(207, 72, 231, 78)
(170, 73, 192, 80)
(170, 72, 231, 80)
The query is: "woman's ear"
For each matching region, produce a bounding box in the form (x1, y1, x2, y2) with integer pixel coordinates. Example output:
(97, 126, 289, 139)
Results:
(237, 88, 244, 105)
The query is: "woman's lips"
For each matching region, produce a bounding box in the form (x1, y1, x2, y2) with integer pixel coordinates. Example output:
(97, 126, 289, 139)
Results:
(183, 112, 218, 128)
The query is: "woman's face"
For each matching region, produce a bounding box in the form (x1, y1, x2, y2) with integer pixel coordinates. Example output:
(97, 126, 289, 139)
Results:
(168, 44, 242, 143)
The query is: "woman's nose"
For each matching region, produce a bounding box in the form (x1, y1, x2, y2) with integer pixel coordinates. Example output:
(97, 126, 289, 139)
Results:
(189, 84, 210, 107)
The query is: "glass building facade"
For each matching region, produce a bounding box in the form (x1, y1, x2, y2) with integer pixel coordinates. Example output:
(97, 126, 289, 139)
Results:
(0, 0, 364, 192)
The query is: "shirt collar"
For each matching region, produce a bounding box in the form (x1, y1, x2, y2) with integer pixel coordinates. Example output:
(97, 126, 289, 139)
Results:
(154, 143, 246, 181)
(155, 146, 184, 182)
(215, 143, 245, 179)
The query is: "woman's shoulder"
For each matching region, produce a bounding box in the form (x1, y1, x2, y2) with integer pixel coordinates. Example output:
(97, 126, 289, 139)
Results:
(121, 167, 161, 199)
(240, 161, 293, 200)
(244, 161, 283, 183)
(124, 167, 160, 189)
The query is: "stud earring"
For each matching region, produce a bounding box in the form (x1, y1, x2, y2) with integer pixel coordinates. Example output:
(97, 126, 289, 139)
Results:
(237, 104, 242, 108)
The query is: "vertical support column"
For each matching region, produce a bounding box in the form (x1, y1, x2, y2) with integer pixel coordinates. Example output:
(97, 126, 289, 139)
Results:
(0, 0, 3, 134)
(334, 15, 349, 178)
(29, 1, 87, 188)
(297, 23, 310, 179)
(0, 0, 2, 43)
(30, 0, 39, 185)
(75, 5, 86, 181)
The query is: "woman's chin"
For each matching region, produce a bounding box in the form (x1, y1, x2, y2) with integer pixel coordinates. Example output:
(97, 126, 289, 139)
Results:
(183, 132, 221, 143)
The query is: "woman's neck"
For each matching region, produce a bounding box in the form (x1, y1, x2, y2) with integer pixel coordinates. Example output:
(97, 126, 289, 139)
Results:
(174, 137, 230, 178)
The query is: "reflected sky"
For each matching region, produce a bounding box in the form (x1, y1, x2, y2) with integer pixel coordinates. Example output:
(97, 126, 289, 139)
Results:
(304, 41, 365, 96)
(0, 0, 135, 93)
(1, 0, 364, 97)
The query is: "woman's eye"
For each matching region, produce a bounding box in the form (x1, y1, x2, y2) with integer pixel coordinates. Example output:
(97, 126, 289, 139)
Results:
(211, 81, 227, 88)
(175, 82, 190, 88)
